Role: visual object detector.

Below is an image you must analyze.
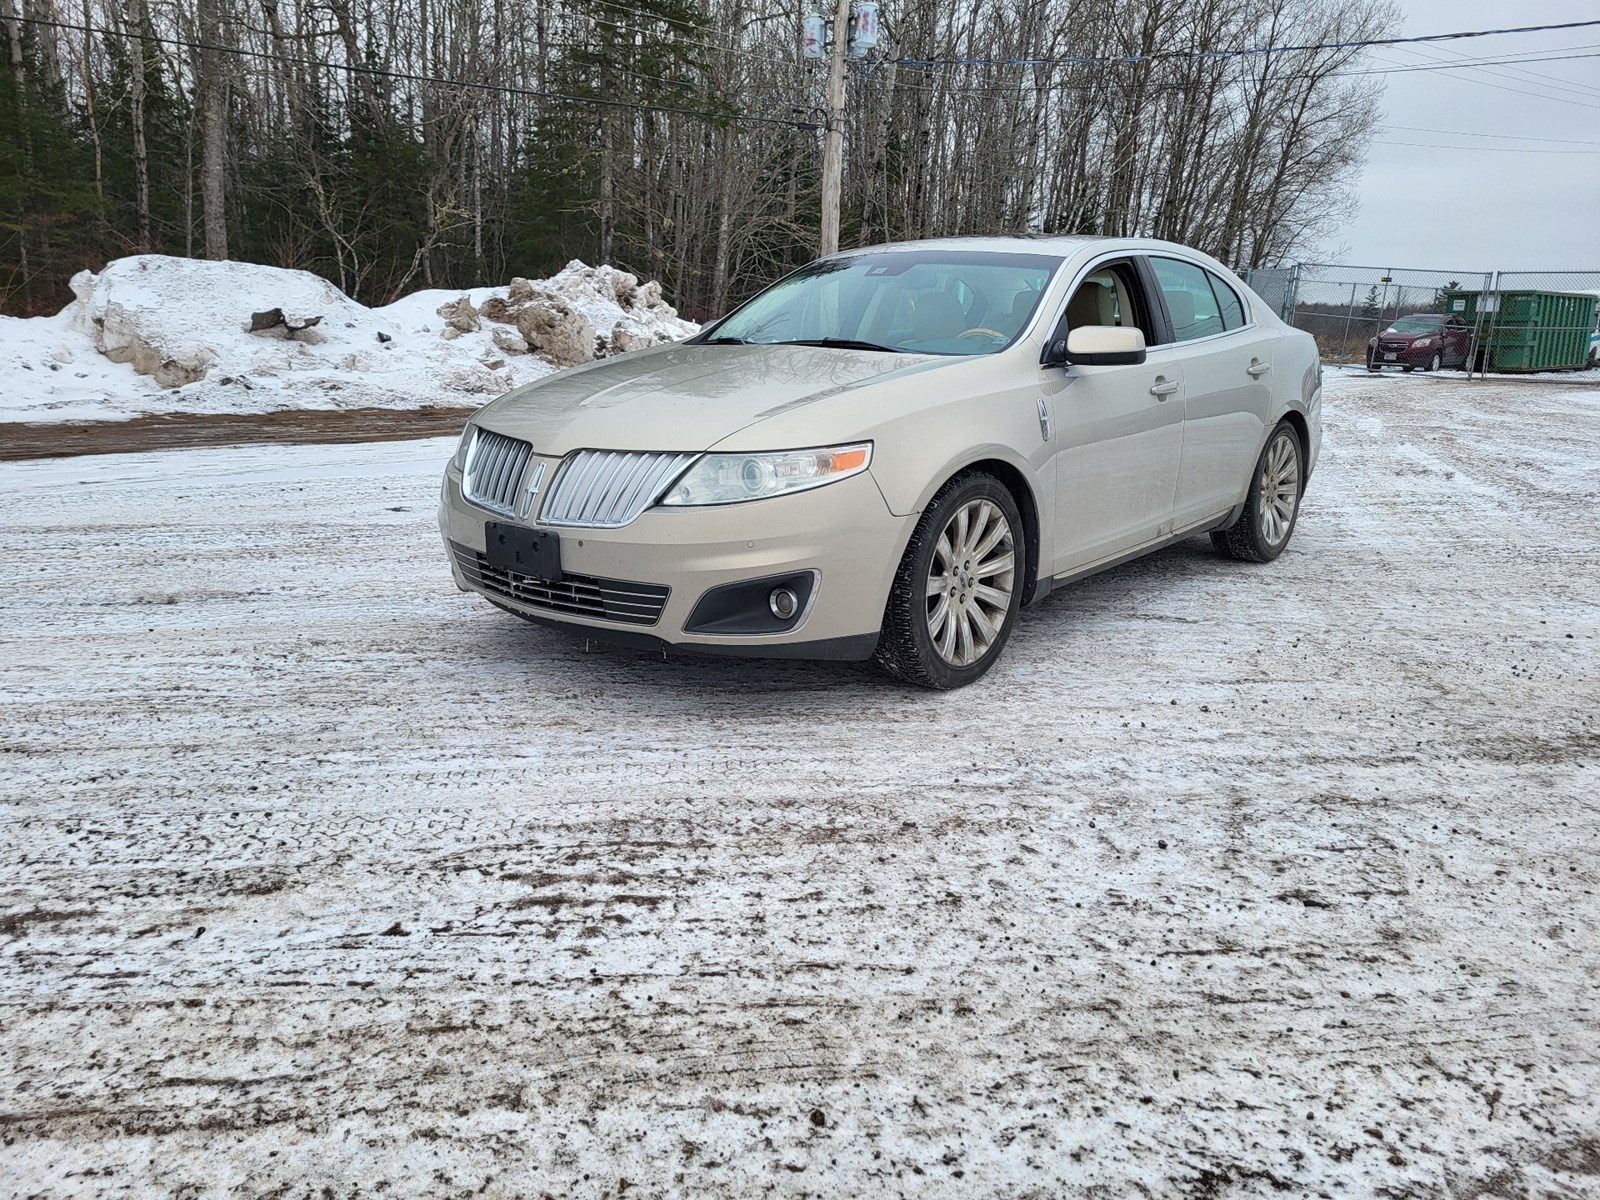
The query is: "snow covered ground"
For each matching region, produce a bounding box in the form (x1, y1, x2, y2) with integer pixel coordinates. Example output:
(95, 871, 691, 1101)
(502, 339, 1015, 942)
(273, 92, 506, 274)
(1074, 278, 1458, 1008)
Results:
(0, 256, 697, 425)
(1, 371, 1597, 1198)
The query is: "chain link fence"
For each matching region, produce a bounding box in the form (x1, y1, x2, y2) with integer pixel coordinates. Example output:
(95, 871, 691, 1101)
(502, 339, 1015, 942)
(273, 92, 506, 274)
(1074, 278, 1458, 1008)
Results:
(1241, 263, 1600, 377)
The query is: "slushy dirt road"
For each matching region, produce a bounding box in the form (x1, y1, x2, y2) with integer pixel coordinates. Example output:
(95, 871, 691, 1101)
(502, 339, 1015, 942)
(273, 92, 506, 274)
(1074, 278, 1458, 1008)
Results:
(2, 372, 1596, 1198)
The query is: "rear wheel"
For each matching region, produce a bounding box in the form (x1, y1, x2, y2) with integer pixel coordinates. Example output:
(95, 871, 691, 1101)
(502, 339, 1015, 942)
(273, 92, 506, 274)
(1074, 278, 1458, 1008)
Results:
(875, 473, 1023, 689)
(1211, 423, 1304, 563)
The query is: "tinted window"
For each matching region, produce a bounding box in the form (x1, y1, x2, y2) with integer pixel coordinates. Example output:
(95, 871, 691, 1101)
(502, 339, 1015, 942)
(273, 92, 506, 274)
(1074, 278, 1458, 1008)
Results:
(1208, 271, 1246, 330)
(705, 251, 1058, 357)
(1150, 256, 1224, 341)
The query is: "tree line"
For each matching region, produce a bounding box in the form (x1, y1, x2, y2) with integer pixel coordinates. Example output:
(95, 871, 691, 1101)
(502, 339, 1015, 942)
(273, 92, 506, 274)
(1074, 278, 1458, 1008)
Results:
(1, 0, 1394, 319)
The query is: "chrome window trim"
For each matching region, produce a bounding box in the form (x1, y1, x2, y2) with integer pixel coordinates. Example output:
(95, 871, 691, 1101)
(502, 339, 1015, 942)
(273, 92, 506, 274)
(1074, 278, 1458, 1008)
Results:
(1144, 252, 1265, 343)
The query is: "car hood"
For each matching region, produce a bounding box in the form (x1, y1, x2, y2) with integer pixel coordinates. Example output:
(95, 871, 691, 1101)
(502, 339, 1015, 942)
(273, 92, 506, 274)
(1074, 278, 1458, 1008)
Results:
(473, 342, 946, 454)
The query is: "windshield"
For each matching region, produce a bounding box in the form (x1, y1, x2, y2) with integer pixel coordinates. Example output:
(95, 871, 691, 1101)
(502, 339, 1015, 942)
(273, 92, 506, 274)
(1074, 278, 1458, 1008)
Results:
(703, 251, 1060, 356)
(1387, 315, 1445, 333)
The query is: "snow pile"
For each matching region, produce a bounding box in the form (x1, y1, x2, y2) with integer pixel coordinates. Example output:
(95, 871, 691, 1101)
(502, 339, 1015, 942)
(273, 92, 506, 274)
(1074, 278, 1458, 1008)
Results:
(384, 261, 698, 371)
(0, 255, 697, 424)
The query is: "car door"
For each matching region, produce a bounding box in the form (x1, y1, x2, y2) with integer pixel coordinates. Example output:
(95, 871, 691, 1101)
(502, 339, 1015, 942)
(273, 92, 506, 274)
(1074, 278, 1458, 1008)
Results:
(1145, 256, 1278, 526)
(1445, 315, 1472, 366)
(1041, 258, 1185, 576)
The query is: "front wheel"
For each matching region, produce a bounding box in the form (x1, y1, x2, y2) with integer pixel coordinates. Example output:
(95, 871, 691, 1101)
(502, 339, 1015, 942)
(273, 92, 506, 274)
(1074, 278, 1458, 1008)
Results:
(875, 473, 1023, 689)
(1211, 423, 1304, 563)
(1426, 351, 1442, 372)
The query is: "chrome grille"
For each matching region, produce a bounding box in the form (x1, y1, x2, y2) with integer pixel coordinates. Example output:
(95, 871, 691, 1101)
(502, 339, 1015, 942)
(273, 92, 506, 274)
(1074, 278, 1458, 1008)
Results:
(463, 429, 537, 516)
(540, 449, 697, 528)
(450, 542, 669, 626)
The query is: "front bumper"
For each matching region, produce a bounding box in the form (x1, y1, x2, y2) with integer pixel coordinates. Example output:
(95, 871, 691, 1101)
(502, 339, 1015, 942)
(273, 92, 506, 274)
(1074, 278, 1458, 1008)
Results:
(438, 462, 908, 660)
(1368, 340, 1432, 367)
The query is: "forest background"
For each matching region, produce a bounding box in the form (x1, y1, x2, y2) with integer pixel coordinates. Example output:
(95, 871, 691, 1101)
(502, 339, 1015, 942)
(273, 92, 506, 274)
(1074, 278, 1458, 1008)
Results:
(0, 0, 1393, 318)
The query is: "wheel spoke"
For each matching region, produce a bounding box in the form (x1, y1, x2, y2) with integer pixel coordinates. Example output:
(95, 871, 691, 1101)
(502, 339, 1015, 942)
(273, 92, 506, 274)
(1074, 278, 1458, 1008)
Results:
(968, 603, 998, 646)
(975, 550, 1014, 579)
(933, 530, 955, 570)
(937, 604, 958, 659)
(972, 516, 1008, 561)
(964, 502, 990, 558)
(926, 574, 949, 598)
(955, 609, 974, 665)
(972, 582, 1009, 608)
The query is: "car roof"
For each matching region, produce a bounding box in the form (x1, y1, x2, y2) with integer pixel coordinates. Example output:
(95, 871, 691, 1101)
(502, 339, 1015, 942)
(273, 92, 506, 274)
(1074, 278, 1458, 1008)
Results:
(832, 234, 1236, 270)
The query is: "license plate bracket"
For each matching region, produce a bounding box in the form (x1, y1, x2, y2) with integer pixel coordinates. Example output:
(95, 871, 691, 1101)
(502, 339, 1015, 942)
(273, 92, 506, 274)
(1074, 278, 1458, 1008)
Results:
(484, 522, 562, 582)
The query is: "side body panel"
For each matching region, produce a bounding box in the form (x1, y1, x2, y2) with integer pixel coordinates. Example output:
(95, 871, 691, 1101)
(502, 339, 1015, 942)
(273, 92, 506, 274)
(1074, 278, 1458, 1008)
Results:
(1170, 326, 1280, 525)
(1044, 349, 1185, 574)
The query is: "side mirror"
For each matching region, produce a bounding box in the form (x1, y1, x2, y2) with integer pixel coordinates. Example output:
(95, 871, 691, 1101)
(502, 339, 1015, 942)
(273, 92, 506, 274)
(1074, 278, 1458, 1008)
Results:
(1054, 325, 1147, 367)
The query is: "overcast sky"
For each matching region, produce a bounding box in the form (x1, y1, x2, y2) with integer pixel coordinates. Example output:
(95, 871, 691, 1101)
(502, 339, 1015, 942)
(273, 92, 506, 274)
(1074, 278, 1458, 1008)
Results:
(1330, 0, 1600, 270)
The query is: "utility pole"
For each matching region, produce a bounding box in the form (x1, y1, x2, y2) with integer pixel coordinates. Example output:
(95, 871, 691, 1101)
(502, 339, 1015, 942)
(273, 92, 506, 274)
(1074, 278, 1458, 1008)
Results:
(817, 0, 851, 259)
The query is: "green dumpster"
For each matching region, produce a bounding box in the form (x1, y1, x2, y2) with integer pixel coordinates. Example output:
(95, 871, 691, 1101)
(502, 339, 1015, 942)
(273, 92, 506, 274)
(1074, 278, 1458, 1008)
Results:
(1442, 288, 1599, 373)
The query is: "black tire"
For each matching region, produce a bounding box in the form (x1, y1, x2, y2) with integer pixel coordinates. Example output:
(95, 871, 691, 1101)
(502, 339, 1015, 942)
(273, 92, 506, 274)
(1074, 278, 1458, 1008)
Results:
(1401, 363, 1415, 373)
(1211, 423, 1305, 564)
(874, 471, 1024, 690)
(1426, 351, 1442, 372)
(1365, 352, 1380, 372)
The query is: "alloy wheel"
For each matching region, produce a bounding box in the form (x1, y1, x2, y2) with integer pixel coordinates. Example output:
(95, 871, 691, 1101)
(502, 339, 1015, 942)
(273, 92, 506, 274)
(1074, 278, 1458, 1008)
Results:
(925, 499, 1016, 667)
(1256, 433, 1301, 548)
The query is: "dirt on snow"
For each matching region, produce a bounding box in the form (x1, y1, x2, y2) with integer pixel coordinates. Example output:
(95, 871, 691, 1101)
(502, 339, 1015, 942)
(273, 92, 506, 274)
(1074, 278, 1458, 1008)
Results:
(0, 371, 1596, 1198)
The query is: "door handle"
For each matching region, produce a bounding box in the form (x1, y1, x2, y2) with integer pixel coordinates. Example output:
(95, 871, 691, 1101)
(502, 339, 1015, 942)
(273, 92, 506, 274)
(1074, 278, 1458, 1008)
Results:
(1247, 359, 1271, 377)
(1149, 379, 1180, 398)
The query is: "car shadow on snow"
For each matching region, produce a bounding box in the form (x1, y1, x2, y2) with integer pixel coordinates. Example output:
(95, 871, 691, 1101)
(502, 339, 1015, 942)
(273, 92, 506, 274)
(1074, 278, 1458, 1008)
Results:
(446, 535, 1226, 702)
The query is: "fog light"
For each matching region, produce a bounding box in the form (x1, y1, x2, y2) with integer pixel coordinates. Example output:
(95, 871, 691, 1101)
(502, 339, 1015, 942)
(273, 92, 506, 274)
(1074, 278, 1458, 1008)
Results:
(769, 588, 799, 620)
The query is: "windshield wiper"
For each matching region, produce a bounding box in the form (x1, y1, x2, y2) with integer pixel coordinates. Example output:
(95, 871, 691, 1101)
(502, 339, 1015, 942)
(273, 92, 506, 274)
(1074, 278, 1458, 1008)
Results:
(701, 335, 747, 345)
(773, 337, 902, 353)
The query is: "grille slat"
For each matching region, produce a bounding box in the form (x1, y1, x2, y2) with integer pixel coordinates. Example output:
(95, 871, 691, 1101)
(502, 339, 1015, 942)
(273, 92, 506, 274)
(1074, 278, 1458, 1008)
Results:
(541, 449, 696, 528)
(450, 542, 668, 626)
(592, 453, 634, 522)
(488, 440, 517, 501)
(463, 429, 533, 516)
(606, 455, 659, 524)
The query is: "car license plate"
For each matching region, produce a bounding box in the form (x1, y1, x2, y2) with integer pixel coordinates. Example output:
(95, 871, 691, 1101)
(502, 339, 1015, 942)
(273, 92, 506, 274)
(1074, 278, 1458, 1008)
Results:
(484, 522, 561, 581)
(1384, 353, 1396, 361)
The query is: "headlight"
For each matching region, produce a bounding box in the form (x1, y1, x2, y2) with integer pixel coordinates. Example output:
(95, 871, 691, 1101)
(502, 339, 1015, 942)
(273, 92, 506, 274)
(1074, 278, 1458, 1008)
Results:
(660, 443, 872, 506)
(453, 423, 476, 469)
(1413, 337, 1433, 348)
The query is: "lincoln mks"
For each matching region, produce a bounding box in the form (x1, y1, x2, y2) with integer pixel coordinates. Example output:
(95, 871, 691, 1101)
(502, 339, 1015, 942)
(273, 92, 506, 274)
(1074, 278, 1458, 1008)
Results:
(439, 236, 1322, 688)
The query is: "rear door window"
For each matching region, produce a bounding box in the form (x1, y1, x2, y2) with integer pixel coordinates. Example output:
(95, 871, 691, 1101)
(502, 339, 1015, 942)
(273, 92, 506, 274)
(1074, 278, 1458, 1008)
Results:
(1149, 256, 1226, 342)
(1208, 271, 1246, 330)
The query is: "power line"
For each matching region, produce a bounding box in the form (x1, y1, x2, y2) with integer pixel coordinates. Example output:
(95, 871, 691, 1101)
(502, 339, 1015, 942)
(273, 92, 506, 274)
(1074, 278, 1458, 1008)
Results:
(1342, 49, 1600, 76)
(1373, 140, 1600, 155)
(885, 18, 1600, 70)
(1396, 34, 1600, 100)
(10, 13, 821, 131)
(1365, 49, 1600, 112)
(1380, 125, 1600, 147)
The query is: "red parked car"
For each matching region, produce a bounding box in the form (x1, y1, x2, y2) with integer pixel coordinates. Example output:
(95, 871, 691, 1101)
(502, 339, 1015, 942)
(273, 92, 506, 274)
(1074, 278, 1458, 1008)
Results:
(1367, 313, 1473, 372)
